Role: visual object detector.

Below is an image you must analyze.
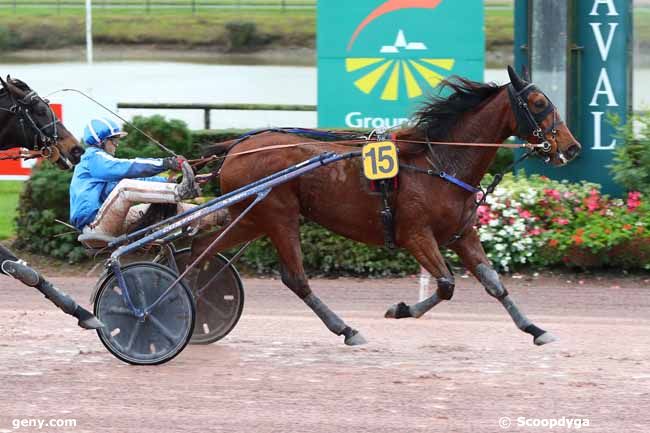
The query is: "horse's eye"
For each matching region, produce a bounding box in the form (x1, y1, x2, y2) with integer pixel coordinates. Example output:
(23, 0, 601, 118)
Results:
(534, 99, 546, 109)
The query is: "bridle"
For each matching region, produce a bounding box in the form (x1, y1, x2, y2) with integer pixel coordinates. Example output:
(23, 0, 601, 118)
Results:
(507, 82, 561, 163)
(0, 83, 70, 166)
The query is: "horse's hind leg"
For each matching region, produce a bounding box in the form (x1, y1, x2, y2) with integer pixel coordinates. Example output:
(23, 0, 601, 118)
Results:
(449, 229, 556, 346)
(385, 227, 455, 319)
(267, 226, 367, 346)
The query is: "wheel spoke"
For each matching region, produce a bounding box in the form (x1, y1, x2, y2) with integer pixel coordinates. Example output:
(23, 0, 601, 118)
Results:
(124, 320, 143, 353)
(148, 314, 183, 345)
(104, 306, 138, 317)
(130, 271, 148, 308)
(197, 296, 230, 320)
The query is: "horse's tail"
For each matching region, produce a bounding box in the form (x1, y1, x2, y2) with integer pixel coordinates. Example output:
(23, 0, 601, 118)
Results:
(200, 138, 240, 158)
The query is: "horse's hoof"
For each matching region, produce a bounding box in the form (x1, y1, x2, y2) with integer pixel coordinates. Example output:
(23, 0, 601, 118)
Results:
(344, 330, 367, 346)
(384, 304, 398, 318)
(534, 331, 558, 346)
(384, 302, 412, 319)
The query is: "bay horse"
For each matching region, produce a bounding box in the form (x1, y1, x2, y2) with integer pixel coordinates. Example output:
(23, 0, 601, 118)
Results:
(0, 75, 102, 329)
(193, 66, 581, 346)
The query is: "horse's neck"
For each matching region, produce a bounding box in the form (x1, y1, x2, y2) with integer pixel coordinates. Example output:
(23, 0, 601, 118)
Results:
(0, 115, 19, 150)
(0, 102, 21, 151)
(0, 115, 18, 151)
(411, 88, 514, 187)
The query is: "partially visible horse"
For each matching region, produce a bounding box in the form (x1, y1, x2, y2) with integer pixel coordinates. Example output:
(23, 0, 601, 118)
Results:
(0, 76, 83, 168)
(0, 75, 102, 329)
(194, 66, 581, 346)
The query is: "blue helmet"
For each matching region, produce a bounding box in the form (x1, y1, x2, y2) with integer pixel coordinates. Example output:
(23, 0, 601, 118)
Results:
(83, 118, 128, 146)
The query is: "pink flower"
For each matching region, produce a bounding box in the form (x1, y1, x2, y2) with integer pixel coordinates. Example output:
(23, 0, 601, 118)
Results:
(553, 217, 569, 226)
(529, 227, 542, 236)
(477, 205, 492, 225)
(627, 191, 642, 211)
(519, 210, 532, 219)
(585, 194, 600, 212)
(544, 189, 561, 200)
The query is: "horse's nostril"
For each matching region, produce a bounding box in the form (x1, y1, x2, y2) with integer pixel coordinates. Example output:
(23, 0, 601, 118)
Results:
(566, 144, 580, 160)
(68, 146, 84, 164)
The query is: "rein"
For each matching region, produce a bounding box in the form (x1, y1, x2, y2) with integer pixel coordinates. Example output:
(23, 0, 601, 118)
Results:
(190, 137, 543, 168)
(0, 148, 44, 161)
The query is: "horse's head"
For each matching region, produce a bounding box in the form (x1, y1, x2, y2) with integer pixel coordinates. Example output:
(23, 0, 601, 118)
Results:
(0, 76, 84, 169)
(507, 66, 581, 166)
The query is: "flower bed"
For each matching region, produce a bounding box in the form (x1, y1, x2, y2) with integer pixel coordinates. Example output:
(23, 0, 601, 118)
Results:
(476, 174, 649, 271)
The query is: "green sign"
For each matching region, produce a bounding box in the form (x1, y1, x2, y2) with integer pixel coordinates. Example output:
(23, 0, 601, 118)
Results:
(574, 0, 632, 195)
(515, 0, 632, 195)
(317, 0, 484, 128)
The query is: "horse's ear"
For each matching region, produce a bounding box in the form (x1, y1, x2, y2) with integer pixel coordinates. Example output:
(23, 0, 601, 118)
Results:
(507, 65, 527, 91)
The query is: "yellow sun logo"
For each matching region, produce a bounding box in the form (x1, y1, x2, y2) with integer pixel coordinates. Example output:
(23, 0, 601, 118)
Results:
(345, 58, 455, 101)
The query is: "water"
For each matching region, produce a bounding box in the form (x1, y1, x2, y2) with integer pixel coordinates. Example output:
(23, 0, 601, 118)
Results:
(0, 60, 647, 137)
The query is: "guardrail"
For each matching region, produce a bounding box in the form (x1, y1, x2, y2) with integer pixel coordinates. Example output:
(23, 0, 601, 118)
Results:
(117, 102, 316, 129)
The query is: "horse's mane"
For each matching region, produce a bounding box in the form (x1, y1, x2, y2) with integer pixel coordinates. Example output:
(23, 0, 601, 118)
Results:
(412, 76, 502, 140)
(0, 77, 31, 96)
(8, 78, 31, 91)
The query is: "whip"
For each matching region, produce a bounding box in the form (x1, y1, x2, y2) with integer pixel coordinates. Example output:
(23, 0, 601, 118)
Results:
(46, 88, 178, 156)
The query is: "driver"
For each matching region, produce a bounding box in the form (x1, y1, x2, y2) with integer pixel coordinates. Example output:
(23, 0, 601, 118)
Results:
(69, 118, 219, 243)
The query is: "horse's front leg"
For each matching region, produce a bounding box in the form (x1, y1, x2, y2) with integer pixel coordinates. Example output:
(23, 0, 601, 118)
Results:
(385, 227, 455, 319)
(449, 228, 557, 346)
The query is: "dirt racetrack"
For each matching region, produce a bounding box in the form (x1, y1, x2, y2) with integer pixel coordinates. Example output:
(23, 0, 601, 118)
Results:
(1, 272, 649, 433)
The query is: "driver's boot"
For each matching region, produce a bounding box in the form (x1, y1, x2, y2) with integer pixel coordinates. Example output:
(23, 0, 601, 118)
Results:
(176, 161, 202, 200)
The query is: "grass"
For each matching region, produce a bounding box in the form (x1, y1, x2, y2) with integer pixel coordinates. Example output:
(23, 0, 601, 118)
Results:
(0, 8, 316, 50)
(0, 181, 23, 240)
(0, 6, 647, 56)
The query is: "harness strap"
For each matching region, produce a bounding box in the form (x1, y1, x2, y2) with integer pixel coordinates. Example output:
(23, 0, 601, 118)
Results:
(439, 172, 481, 194)
(399, 163, 480, 194)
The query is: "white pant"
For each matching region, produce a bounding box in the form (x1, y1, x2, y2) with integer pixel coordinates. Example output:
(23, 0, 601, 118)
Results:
(88, 179, 225, 236)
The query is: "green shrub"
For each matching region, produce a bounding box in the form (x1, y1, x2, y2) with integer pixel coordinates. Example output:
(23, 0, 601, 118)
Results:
(0, 25, 19, 51)
(14, 162, 87, 264)
(117, 115, 197, 160)
(489, 147, 515, 175)
(609, 112, 650, 194)
(239, 221, 419, 277)
(224, 21, 273, 52)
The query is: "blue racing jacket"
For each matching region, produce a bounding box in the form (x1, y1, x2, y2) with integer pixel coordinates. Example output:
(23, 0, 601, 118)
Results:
(69, 146, 168, 229)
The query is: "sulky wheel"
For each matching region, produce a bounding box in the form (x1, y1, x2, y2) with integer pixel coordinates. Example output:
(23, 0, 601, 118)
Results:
(94, 262, 195, 365)
(162, 248, 244, 345)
